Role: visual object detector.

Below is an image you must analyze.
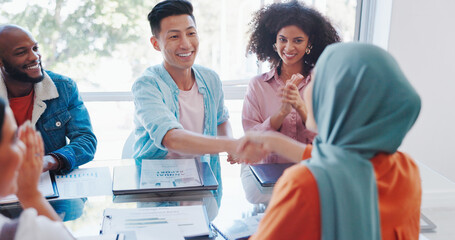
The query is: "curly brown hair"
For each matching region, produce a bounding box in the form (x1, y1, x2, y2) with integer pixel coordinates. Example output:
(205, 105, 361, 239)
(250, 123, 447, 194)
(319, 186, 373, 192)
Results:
(247, 1, 341, 76)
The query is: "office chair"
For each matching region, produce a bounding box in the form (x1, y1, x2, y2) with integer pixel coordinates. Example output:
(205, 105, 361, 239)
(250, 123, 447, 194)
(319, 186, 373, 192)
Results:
(121, 131, 135, 159)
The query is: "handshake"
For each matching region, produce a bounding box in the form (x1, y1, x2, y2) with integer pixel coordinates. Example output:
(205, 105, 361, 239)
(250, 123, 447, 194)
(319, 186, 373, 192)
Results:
(226, 131, 305, 165)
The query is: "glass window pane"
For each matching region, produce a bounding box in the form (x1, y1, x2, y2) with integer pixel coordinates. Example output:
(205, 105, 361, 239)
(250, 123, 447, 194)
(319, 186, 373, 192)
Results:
(1, 0, 359, 161)
(85, 102, 134, 159)
(1, 0, 356, 91)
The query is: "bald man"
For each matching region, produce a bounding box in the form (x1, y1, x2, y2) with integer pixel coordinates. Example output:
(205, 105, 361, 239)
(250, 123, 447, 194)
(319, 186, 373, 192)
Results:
(0, 24, 97, 174)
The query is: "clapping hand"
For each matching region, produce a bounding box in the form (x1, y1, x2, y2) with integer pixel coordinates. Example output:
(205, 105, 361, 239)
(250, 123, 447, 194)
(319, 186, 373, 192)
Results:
(16, 121, 45, 201)
(280, 74, 308, 122)
(280, 74, 305, 108)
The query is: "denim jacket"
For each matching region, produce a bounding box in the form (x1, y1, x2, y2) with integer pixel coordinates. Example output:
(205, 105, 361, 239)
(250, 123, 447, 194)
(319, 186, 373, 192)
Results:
(0, 71, 97, 174)
(132, 64, 229, 178)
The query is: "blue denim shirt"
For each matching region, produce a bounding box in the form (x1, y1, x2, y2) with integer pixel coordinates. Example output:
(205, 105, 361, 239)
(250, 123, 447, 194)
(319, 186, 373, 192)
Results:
(36, 71, 97, 174)
(132, 64, 229, 178)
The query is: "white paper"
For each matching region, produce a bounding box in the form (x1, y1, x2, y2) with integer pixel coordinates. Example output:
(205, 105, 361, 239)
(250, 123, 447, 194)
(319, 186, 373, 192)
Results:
(0, 171, 55, 204)
(80, 225, 184, 240)
(102, 205, 210, 238)
(55, 167, 111, 199)
(77, 234, 118, 240)
(135, 224, 184, 240)
(212, 214, 264, 240)
(140, 159, 201, 189)
(419, 234, 430, 240)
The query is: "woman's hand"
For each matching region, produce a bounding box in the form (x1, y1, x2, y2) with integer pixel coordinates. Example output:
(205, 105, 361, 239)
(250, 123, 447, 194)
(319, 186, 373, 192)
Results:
(16, 121, 45, 202)
(238, 131, 307, 164)
(279, 101, 292, 116)
(280, 74, 308, 122)
(225, 138, 268, 164)
(14, 121, 62, 222)
(281, 74, 305, 108)
(226, 153, 238, 165)
(235, 132, 277, 164)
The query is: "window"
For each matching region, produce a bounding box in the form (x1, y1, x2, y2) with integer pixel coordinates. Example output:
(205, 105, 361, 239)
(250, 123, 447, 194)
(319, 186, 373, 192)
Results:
(1, 0, 359, 160)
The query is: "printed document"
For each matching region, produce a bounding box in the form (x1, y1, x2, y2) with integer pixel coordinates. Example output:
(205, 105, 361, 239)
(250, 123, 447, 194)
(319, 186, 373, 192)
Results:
(102, 205, 210, 238)
(140, 159, 201, 189)
(55, 167, 111, 199)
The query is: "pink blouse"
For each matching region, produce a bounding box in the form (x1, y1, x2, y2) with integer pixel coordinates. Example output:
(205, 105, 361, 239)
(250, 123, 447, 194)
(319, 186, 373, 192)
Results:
(242, 68, 316, 163)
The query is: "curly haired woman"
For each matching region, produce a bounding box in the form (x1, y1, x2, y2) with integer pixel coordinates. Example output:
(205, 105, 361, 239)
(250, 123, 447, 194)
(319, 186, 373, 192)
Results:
(242, 0, 340, 164)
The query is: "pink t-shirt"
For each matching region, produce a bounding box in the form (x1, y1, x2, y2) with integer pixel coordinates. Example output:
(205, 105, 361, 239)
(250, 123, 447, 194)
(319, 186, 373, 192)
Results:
(178, 81, 204, 134)
(167, 81, 204, 158)
(242, 68, 316, 163)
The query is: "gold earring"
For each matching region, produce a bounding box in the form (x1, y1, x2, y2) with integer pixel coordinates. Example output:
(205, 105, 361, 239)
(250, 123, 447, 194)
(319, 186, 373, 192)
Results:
(273, 43, 277, 52)
(305, 45, 313, 54)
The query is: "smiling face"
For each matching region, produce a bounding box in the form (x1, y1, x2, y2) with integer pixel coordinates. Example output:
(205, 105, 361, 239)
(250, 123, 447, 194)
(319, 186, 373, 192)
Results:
(0, 107, 25, 197)
(151, 14, 198, 74)
(0, 27, 44, 83)
(275, 25, 310, 68)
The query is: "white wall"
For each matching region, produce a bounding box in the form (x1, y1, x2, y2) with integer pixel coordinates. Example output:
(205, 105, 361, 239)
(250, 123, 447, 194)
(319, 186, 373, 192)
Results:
(387, 0, 455, 181)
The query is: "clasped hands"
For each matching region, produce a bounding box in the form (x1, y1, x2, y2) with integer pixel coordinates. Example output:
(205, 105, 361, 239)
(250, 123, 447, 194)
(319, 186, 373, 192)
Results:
(227, 131, 285, 165)
(278, 73, 308, 121)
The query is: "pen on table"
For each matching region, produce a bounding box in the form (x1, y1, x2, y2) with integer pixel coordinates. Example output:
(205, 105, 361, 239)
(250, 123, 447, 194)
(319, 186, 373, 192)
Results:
(116, 233, 125, 240)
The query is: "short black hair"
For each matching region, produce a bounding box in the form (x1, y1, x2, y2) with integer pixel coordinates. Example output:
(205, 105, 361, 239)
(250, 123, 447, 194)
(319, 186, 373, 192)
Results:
(147, 0, 195, 37)
(247, 1, 340, 76)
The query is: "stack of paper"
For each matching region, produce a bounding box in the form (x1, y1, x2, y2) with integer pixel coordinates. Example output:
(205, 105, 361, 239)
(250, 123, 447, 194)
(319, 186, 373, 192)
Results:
(101, 205, 210, 238)
(55, 167, 112, 199)
(112, 158, 218, 195)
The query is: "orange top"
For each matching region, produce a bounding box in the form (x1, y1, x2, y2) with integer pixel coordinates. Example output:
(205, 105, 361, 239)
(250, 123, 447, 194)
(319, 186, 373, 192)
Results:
(9, 90, 34, 126)
(250, 145, 421, 240)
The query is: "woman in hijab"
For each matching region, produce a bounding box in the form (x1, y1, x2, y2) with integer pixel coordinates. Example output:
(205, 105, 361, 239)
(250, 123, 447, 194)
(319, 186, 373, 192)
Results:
(238, 43, 422, 239)
(0, 98, 73, 239)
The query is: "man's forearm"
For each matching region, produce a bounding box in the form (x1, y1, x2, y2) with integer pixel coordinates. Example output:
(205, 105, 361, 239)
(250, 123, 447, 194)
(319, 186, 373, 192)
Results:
(55, 132, 97, 173)
(217, 121, 233, 138)
(163, 129, 237, 155)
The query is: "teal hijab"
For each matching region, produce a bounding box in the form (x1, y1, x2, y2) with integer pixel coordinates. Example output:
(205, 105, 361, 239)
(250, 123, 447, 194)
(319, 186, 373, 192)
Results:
(303, 43, 421, 239)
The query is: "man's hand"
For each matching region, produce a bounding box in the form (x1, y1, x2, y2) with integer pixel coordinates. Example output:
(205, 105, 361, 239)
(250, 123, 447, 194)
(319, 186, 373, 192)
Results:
(226, 154, 238, 165)
(224, 138, 267, 164)
(235, 133, 270, 164)
(42, 155, 60, 172)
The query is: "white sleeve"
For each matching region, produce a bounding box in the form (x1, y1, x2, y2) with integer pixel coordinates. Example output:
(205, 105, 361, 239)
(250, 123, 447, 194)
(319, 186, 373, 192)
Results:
(15, 208, 74, 240)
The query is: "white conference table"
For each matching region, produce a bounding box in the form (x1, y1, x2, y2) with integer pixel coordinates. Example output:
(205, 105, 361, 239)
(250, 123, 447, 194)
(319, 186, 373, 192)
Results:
(419, 162, 455, 240)
(1, 158, 454, 239)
